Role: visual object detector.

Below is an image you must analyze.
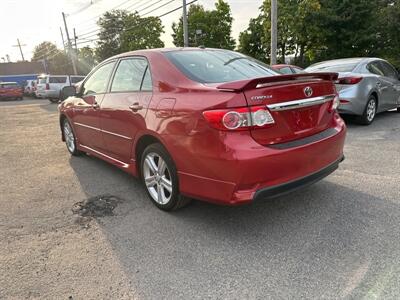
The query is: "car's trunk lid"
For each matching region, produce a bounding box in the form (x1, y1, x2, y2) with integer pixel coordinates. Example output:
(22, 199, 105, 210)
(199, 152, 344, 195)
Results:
(217, 73, 338, 145)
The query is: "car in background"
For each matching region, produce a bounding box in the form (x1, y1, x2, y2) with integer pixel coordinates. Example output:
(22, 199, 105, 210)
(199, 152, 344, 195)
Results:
(272, 64, 304, 74)
(306, 58, 400, 124)
(0, 82, 23, 100)
(24, 79, 37, 97)
(59, 48, 345, 211)
(36, 75, 85, 103)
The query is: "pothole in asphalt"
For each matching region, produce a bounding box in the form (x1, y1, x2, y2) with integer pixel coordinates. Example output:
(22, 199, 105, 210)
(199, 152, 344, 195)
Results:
(72, 194, 124, 224)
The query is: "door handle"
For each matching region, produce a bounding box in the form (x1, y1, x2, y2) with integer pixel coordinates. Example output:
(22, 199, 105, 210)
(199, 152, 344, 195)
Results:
(129, 102, 143, 112)
(92, 101, 99, 109)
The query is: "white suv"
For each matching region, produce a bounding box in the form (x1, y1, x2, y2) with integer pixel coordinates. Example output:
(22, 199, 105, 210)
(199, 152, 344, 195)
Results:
(36, 75, 85, 102)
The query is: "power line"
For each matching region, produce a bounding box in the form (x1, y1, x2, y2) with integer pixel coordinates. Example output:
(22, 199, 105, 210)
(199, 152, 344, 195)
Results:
(75, 0, 197, 46)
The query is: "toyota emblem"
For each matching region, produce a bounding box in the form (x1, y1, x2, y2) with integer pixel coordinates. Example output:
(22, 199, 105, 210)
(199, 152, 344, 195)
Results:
(304, 86, 313, 97)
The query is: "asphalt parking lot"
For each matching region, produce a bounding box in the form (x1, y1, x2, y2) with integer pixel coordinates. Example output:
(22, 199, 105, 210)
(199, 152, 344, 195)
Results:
(1, 98, 399, 299)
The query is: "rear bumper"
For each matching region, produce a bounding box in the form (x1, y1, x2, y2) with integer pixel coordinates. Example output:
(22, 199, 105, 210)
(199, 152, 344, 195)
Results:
(179, 114, 346, 205)
(253, 155, 344, 201)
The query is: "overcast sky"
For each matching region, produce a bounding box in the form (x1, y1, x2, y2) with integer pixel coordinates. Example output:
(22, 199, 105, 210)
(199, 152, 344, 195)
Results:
(0, 0, 263, 62)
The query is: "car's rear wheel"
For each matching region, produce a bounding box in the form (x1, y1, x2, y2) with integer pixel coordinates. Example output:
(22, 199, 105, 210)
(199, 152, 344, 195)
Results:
(49, 98, 58, 103)
(141, 143, 191, 211)
(358, 96, 377, 125)
(63, 119, 82, 156)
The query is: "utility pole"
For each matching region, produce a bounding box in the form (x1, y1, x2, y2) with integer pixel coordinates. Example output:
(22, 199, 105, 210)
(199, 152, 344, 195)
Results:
(73, 28, 78, 51)
(182, 0, 189, 47)
(12, 39, 26, 61)
(62, 12, 78, 75)
(270, 0, 277, 65)
(60, 27, 67, 52)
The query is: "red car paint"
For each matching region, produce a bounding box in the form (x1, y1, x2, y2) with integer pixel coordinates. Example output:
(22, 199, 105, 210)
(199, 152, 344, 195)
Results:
(59, 48, 346, 205)
(0, 82, 23, 99)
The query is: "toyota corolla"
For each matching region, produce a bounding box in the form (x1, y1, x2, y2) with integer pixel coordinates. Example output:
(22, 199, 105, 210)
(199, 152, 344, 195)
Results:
(59, 48, 346, 211)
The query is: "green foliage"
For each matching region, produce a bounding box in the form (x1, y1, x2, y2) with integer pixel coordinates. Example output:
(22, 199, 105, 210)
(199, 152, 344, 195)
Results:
(31, 42, 73, 74)
(172, 0, 235, 49)
(95, 10, 164, 61)
(78, 46, 97, 74)
(238, 0, 400, 69)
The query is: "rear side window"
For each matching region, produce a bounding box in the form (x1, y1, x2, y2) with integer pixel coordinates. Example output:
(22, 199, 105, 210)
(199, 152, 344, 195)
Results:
(367, 62, 384, 76)
(82, 62, 115, 95)
(279, 67, 293, 74)
(111, 58, 150, 92)
(49, 76, 67, 83)
(70, 76, 85, 84)
(165, 50, 278, 83)
(378, 61, 398, 80)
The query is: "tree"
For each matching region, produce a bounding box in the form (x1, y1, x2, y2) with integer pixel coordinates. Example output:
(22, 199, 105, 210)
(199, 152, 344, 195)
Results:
(78, 46, 97, 74)
(172, 0, 235, 49)
(31, 42, 73, 74)
(238, 15, 270, 62)
(95, 10, 164, 61)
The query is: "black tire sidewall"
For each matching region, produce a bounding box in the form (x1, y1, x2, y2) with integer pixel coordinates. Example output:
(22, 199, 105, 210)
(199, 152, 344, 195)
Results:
(63, 119, 80, 156)
(140, 143, 180, 211)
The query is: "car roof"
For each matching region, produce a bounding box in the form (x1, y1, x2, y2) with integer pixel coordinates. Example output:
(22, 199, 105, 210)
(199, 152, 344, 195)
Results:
(307, 57, 383, 70)
(0, 82, 18, 85)
(108, 47, 236, 60)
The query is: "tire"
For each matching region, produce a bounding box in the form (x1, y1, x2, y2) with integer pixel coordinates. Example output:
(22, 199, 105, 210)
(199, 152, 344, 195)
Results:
(49, 98, 59, 103)
(140, 143, 191, 211)
(358, 95, 377, 125)
(62, 119, 82, 156)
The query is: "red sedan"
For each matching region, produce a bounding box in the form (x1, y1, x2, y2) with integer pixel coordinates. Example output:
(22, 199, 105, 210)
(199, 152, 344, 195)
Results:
(59, 48, 346, 211)
(0, 82, 23, 100)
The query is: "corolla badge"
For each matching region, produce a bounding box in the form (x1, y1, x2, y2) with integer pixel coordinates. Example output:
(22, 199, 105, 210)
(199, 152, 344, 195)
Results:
(251, 95, 272, 101)
(304, 86, 313, 97)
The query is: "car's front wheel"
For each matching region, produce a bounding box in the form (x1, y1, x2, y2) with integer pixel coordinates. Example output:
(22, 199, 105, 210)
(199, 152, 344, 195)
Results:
(62, 119, 82, 156)
(359, 96, 377, 125)
(141, 143, 191, 211)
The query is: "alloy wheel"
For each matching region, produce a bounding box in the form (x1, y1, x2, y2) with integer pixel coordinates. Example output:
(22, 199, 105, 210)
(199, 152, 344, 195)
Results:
(142, 152, 173, 205)
(366, 99, 376, 122)
(63, 121, 75, 153)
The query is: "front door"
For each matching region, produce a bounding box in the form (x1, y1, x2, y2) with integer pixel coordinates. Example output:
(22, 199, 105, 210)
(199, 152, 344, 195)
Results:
(100, 57, 153, 163)
(72, 61, 116, 151)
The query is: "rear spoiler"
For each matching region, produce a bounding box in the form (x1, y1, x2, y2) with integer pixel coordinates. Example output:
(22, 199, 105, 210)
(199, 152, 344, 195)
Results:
(216, 73, 339, 92)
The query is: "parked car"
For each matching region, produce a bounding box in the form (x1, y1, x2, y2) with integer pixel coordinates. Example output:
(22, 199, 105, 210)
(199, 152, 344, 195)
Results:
(0, 82, 23, 100)
(24, 79, 37, 97)
(272, 64, 304, 74)
(306, 58, 400, 124)
(36, 75, 85, 103)
(59, 48, 346, 211)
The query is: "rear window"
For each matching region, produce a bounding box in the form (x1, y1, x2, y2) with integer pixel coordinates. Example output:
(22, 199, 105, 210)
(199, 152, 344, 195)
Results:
(70, 76, 85, 84)
(307, 63, 358, 73)
(164, 50, 278, 83)
(49, 76, 67, 83)
(38, 78, 47, 84)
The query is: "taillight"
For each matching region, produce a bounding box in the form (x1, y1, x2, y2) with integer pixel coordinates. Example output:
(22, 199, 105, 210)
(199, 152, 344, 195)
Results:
(335, 77, 363, 85)
(45, 83, 50, 90)
(203, 106, 275, 131)
(331, 95, 340, 111)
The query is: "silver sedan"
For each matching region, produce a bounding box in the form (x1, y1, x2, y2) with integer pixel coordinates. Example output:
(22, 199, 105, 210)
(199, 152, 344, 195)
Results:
(306, 58, 400, 124)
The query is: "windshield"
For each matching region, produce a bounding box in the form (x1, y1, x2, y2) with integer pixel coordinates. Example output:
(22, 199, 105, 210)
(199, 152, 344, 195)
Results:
(307, 63, 358, 73)
(165, 50, 278, 83)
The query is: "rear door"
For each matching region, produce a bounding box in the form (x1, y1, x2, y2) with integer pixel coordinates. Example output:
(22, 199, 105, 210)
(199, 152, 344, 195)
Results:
(367, 61, 393, 111)
(72, 61, 116, 151)
(100, 57, 152, 163)
(243, 76, 337, 145)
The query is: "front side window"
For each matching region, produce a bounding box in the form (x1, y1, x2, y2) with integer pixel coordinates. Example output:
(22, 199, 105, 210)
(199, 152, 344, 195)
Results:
(82, 62, 115, 96)
(165, 50, 278, 83)
(111, 58, 149, 92)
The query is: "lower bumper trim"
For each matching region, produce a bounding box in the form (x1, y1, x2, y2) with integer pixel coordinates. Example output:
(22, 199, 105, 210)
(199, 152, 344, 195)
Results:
(253, 155, 344, 201)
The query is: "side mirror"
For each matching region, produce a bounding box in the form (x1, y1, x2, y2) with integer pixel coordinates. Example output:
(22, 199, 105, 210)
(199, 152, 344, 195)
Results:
(61, 86, 76, 101)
